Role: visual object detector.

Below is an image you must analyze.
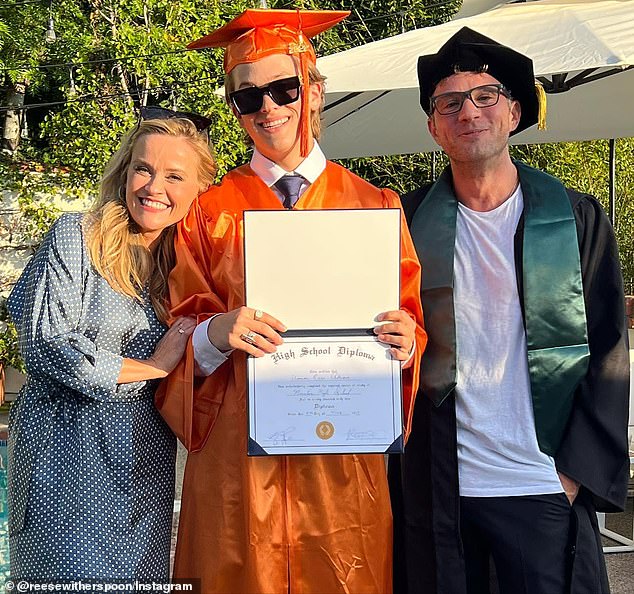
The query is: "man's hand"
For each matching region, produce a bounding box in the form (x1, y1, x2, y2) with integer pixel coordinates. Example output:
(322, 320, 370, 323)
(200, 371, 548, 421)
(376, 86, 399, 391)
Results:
(207, 307, 286, 357)
(374, 309, 416, 362)
(558, 471, 580, 505)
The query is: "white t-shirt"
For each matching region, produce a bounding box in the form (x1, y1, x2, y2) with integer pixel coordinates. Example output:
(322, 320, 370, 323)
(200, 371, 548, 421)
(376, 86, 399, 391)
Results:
(454, 185, 563, 497)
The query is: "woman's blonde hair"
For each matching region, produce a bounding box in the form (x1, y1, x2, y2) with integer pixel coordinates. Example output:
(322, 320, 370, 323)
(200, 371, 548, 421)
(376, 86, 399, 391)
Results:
(85, 117, 216, 322)
(225, 60, 327, 140)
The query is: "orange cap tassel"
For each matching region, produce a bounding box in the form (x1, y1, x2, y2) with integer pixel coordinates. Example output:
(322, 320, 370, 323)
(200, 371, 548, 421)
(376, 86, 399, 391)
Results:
(300, 48, 311, 157)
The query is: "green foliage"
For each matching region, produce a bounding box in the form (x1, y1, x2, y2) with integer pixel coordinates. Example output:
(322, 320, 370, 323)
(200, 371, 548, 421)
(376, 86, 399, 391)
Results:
(16, 196, 60, 243)
(41, 100, 136, 178)
(0, 323, 23, 372)
(0, 2, 49, 89)
(340, 139, 634, 289)
(0, 302, 23, 372)
(0, 154, 94, 244)
(511, 139, 634, 287)
(297, 0, 461, 51)
(339, 152, 444, 194)
(0, 0, 252, 180)
(0, 0, 460, 181)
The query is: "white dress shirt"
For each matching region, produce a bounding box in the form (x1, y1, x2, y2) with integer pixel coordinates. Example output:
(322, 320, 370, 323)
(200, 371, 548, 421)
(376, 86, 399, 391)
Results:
(250, 142, 327, 200)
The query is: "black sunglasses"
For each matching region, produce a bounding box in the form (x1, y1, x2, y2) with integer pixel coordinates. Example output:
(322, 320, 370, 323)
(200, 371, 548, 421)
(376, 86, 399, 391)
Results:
(138, 106, 213, 133)
(229, 76, 302, 116)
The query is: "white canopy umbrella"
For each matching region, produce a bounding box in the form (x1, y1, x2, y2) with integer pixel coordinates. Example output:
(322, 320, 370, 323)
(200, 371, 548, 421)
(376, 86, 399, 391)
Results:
(317, 0, 634, 160)
(452, 0, 509, 20)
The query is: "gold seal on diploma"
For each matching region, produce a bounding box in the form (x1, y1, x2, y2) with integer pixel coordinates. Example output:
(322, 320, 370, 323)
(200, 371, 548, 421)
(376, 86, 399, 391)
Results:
(316, 421, 335, 440)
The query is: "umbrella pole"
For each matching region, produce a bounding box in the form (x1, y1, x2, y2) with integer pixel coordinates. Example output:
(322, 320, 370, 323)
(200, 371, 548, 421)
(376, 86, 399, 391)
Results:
(609, 138, 616, 227)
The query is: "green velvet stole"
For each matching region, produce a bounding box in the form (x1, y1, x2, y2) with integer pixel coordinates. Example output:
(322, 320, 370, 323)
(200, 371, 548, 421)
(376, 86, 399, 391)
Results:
(410, 162, 589, 455)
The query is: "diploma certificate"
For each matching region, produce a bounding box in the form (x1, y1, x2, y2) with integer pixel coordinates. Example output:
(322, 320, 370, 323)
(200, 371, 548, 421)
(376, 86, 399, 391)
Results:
(244, 208, 403, 456)
(247, 335, 403, 455)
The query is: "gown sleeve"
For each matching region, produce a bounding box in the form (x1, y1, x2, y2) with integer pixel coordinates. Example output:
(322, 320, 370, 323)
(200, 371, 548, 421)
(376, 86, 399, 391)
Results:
(155, 197, 232, 451)
(382, 188, 427, 442)
(7, 213, 124, 400)
(554, 193, 630, 512)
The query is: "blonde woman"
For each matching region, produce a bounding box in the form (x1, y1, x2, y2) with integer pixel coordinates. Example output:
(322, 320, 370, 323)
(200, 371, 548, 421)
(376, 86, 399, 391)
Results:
(7, 114, 215, 583)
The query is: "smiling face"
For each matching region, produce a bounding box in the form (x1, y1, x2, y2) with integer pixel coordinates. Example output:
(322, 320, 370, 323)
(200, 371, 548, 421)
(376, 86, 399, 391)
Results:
(125, 134, 201, 248)
(427, 71, 521, 167)
(230, 53, 323, 171)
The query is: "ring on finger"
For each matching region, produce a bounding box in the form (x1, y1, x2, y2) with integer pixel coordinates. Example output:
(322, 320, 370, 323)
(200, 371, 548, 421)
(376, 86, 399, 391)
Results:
(177, 326, 185, 334)
(254, 309, 263, 321)
(240, 330, 258, 345)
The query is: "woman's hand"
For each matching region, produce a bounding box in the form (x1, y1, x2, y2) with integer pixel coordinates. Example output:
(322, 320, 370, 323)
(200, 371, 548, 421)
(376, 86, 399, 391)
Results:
(147, 316, 197, 374)
(374, 309, 416, 362)
(118, 316, 196, 383)
(207, 307, 286, 358)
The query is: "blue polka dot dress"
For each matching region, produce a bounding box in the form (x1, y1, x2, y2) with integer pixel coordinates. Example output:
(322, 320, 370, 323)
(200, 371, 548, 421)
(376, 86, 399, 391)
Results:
(6, 213, 176, 581)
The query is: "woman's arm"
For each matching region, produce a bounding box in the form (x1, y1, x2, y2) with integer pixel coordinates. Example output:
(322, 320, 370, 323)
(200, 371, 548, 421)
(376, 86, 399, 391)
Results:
(8, 215, 195, 399)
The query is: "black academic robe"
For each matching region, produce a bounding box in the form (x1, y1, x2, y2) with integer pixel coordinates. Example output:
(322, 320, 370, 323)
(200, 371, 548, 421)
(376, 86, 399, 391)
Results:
(391, 181, 630, 594)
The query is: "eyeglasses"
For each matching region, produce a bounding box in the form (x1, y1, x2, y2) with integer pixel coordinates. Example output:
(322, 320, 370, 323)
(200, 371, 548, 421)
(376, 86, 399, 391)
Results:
(229, 76, 302, 116)
(430, 84, 511, 115)
(139, 106, 212, 133)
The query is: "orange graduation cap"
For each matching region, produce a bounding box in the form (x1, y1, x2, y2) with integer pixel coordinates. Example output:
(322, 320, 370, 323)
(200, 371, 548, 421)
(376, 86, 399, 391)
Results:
(188, 8, 349, 157)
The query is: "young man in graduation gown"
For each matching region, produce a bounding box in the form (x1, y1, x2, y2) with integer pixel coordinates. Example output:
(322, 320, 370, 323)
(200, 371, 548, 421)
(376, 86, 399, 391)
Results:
(390, 27, 630, 594)
(155, 9, 426, 594)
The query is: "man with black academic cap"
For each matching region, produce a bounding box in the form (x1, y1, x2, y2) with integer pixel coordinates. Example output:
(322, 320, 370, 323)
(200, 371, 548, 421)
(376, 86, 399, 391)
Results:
(390, 27, 630, 594)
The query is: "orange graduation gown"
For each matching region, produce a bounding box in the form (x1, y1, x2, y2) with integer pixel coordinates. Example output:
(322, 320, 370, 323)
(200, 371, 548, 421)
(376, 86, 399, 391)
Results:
(156, 161, 426, 594)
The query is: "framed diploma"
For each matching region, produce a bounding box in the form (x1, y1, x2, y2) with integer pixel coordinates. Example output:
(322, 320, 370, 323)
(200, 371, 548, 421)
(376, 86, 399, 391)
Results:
(243, 208, 403, 455)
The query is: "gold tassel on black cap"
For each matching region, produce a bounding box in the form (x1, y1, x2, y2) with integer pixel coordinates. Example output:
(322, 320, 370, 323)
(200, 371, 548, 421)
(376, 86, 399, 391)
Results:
(535, 81, 547, 130)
